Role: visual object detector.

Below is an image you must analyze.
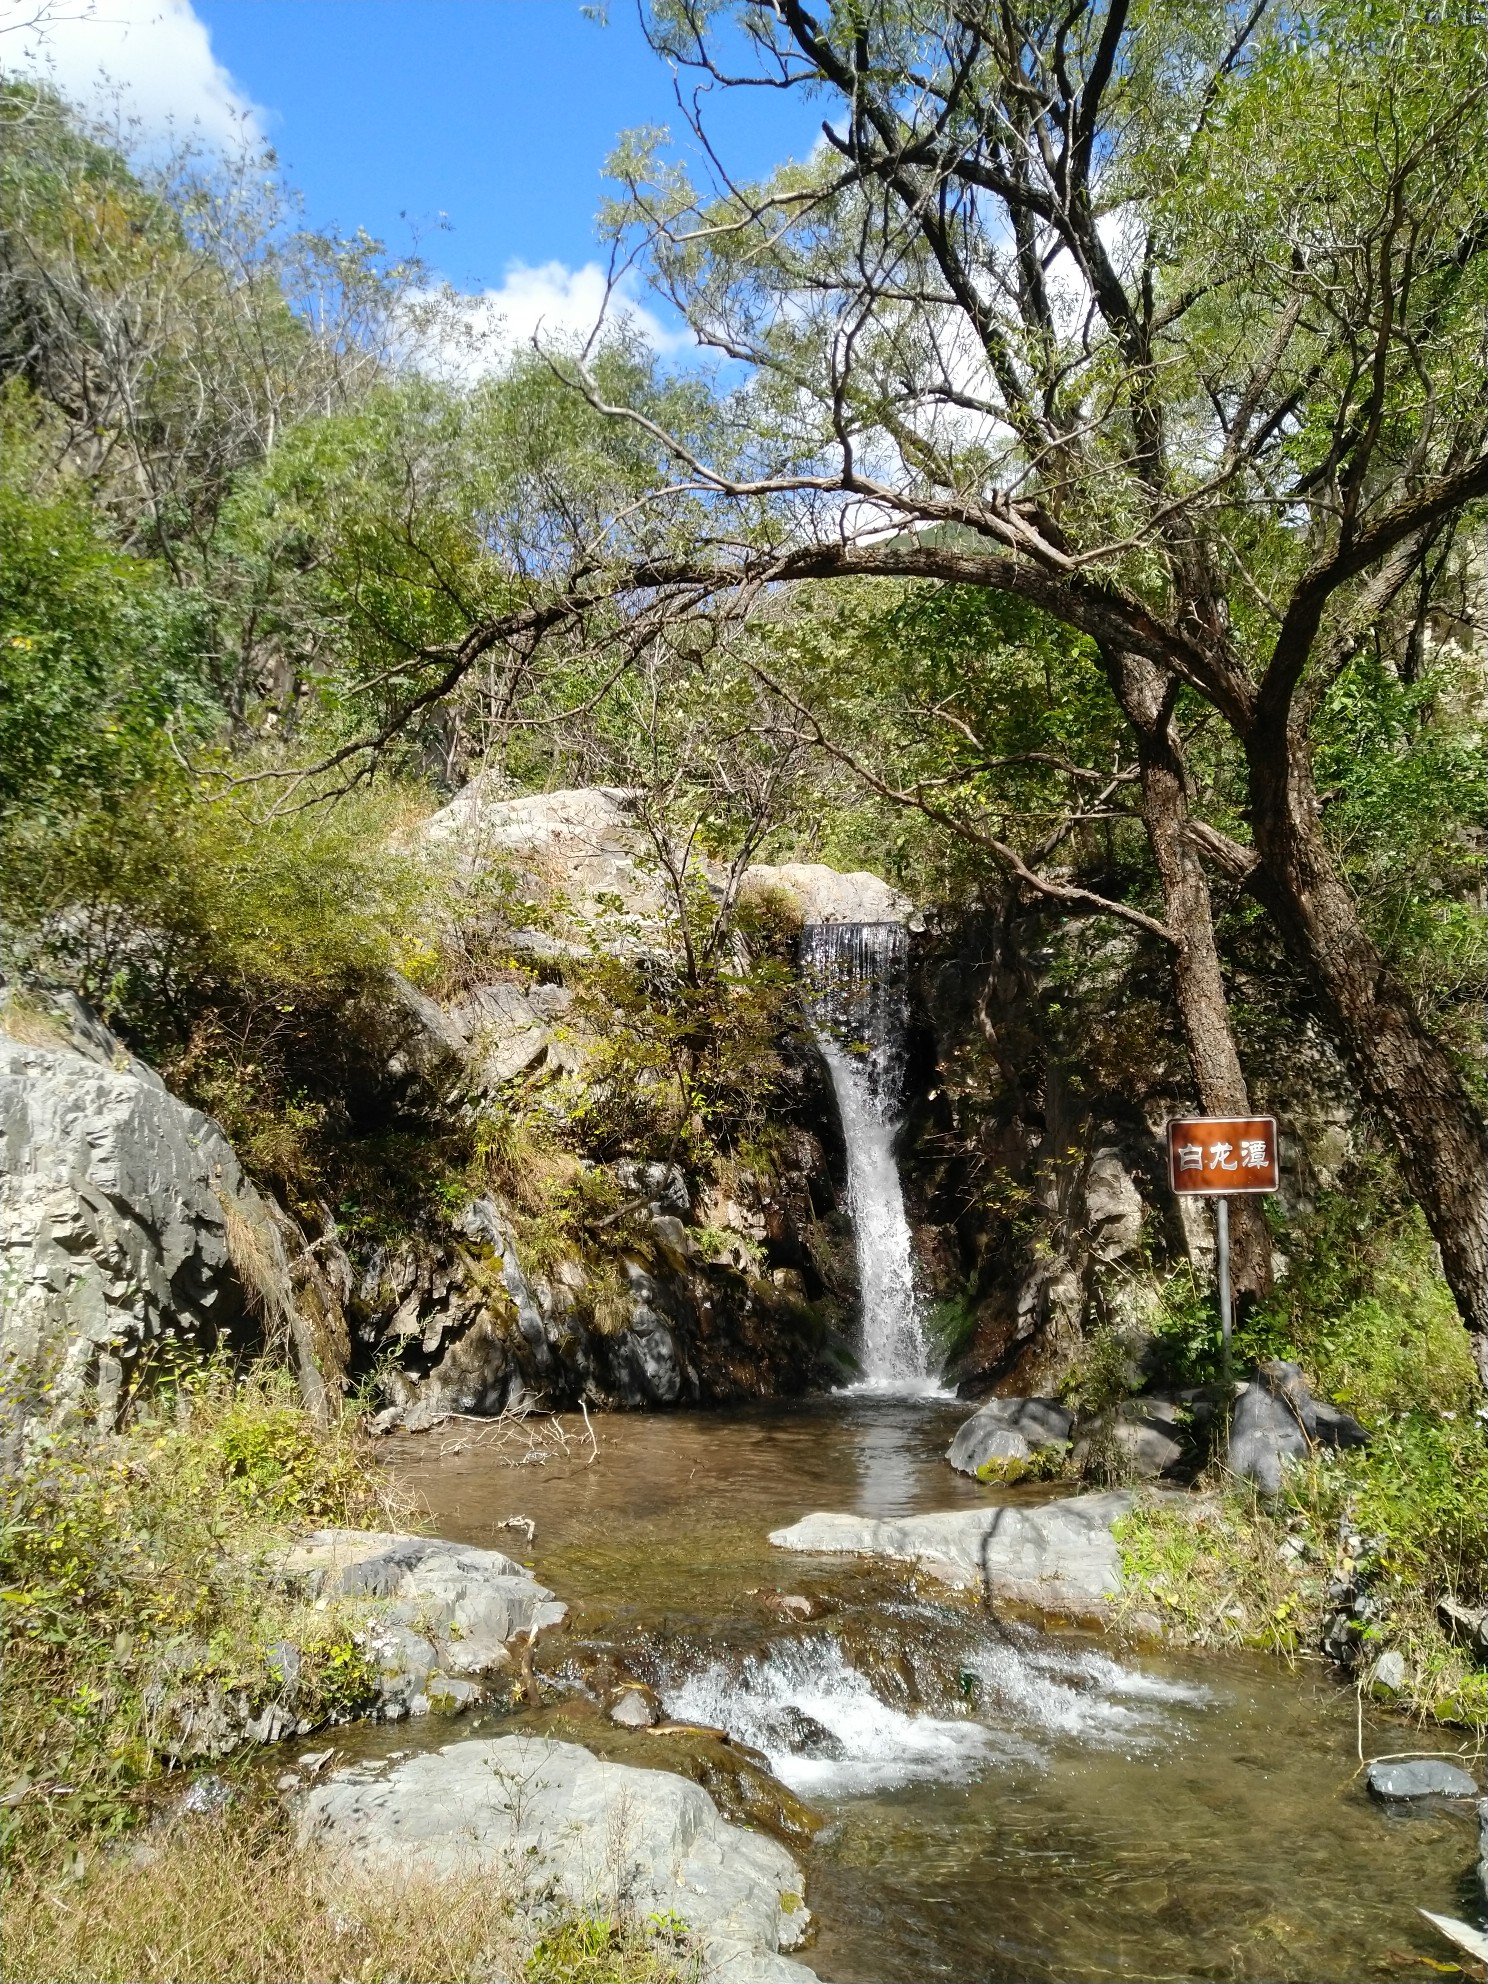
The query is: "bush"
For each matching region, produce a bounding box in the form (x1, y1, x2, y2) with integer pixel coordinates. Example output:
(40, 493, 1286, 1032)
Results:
(0, 1367, 407, 1860)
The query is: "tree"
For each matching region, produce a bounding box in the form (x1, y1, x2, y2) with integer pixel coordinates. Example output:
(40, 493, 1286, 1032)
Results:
(563, 0, 1484, 1365)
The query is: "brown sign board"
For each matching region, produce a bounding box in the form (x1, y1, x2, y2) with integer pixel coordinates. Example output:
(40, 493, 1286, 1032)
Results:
(1166, 1116, 1279, 1195)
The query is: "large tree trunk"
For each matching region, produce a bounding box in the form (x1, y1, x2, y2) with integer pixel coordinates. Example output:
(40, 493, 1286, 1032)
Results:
(1106, 651, 1274, 1302)
(1247, 720, 1488, 1381)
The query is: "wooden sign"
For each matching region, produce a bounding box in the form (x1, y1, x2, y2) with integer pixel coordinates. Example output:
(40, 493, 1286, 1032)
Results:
(1166, 1115, 1279, 1195)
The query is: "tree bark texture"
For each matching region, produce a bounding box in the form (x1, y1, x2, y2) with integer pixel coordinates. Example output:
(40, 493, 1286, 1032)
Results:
(1247, 721, 1488, 1379)
(1106, 651, 1274, 1302)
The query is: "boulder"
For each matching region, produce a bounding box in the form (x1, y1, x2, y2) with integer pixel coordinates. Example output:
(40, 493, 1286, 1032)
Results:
(770, 1490, 1137, 1618)
(0, 1019, 326, 1427)
(300, 1735, 816, 1982)
(1227, 1360, 1367, 1494)
(423, 783, 674, 953)
(1365, 1759, 1477, 1802)
(1072, 1402, 1186, 1481)
(740, 862, 914, 928)
(1368, 1649, 1408, 1699)
(276, 1530, 566, 1717)
(608, 1683, 659, 1729)
(946, 1397, 1074, 1478)
(1479, 1797, 1487, 1906)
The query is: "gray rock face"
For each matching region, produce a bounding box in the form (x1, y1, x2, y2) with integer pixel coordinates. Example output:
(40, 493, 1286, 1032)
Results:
(1082, 1148, 1145, 1261)
(0, 1026, 295, 1425)
(1479, 1797, 1487, 1906)
(276, 1530, 566, 1718)
(300, 1735, 816, 1983)
(424, 783, 674, 955)
(770, 1490, 1136, 1616)
(1365, 1759, 1477, 1802)
(946, 1397, 1074, 1477)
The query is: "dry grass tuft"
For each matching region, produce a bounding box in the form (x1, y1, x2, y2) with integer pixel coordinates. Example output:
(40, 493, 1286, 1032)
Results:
(3, 1807, 696, 1984)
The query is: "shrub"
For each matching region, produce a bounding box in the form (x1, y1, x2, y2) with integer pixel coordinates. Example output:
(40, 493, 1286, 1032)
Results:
(0, 1367, 407, 1860)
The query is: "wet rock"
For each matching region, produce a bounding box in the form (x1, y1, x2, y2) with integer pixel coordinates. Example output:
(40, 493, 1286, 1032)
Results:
(179, 1773, 235, 1816)
(762, 1592, 819, 1621)
(770, 1490, 1139, 1618)
(1479, 1798, 1487, 1905)
(1366, 1759, 1477, 1802)
(946, 1398, 1073, 1478)
(762, 1707, 846, 1762)
(608, 1684, 659, 1728)
(300, 1735, 817, 1982)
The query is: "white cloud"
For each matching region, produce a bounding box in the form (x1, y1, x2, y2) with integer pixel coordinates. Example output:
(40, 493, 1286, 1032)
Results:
(0, 0, 264, 149)
(414, 259, 695, 380)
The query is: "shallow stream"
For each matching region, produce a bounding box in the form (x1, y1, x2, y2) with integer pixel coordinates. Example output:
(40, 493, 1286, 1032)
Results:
(382, 1397, 1481, 1982)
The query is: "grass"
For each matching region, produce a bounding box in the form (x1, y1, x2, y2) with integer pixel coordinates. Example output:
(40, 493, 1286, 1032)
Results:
(1113, 1416, 1488, 1730)
(3, 1804, 698, 1984)
(1105, 1150, 1488, 1731)
(2, 1367, 704, 1982)
(0, 1364, 408, 1863)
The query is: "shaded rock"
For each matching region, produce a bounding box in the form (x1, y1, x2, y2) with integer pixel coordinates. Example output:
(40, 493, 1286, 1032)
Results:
(615, 1160, 691, 1215)
(1438, 1597, 1488, 1659)
(946, 1397, 1073, 1478)
(1228, 1372, 1311, 1496)
(1072, 1403, 1185, 1480)
(1311, 1399, 1368, 1449)
(300, 1735, 816, 1982)
(1082, 1148, 1145, 1261)
(770, 1490, 1138, 1618)
(448, 981, 552, 1086)
(1479, 1797, 1487, 1906)
(1366, 1759, 1477, 1801)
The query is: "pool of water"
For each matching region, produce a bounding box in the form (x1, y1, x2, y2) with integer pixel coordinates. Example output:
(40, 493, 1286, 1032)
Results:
(383, 1397, 1482, 1982)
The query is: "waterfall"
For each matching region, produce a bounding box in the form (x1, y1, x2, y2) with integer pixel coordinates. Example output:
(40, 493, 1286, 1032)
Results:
(801, 922, 938, 1391)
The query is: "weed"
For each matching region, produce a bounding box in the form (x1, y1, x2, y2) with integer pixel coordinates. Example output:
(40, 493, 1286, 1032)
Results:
(1, 1365, 409, 1860)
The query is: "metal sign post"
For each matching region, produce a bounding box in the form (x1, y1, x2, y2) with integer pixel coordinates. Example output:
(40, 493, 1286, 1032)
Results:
(1215, 1195, 1232, 1380)
(1167, 1115, 1279, 1382)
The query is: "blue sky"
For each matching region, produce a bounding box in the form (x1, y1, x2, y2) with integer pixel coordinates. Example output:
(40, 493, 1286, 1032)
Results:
(3, 0, 819, 343)
(197, 1, 814, 292)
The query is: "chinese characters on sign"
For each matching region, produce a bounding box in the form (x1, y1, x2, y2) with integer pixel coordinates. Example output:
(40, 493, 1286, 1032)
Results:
(1166, 1116, 1279, 1195)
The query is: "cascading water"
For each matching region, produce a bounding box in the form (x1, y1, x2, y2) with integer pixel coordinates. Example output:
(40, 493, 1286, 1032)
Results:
(801, 921, 939, 1391)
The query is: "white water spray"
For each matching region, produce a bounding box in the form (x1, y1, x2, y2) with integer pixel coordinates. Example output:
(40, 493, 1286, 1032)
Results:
(802, 922, 938, 1391)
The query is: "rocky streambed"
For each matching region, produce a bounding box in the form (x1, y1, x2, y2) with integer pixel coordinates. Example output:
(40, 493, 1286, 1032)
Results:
(268, 1395, 1487, 1984)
